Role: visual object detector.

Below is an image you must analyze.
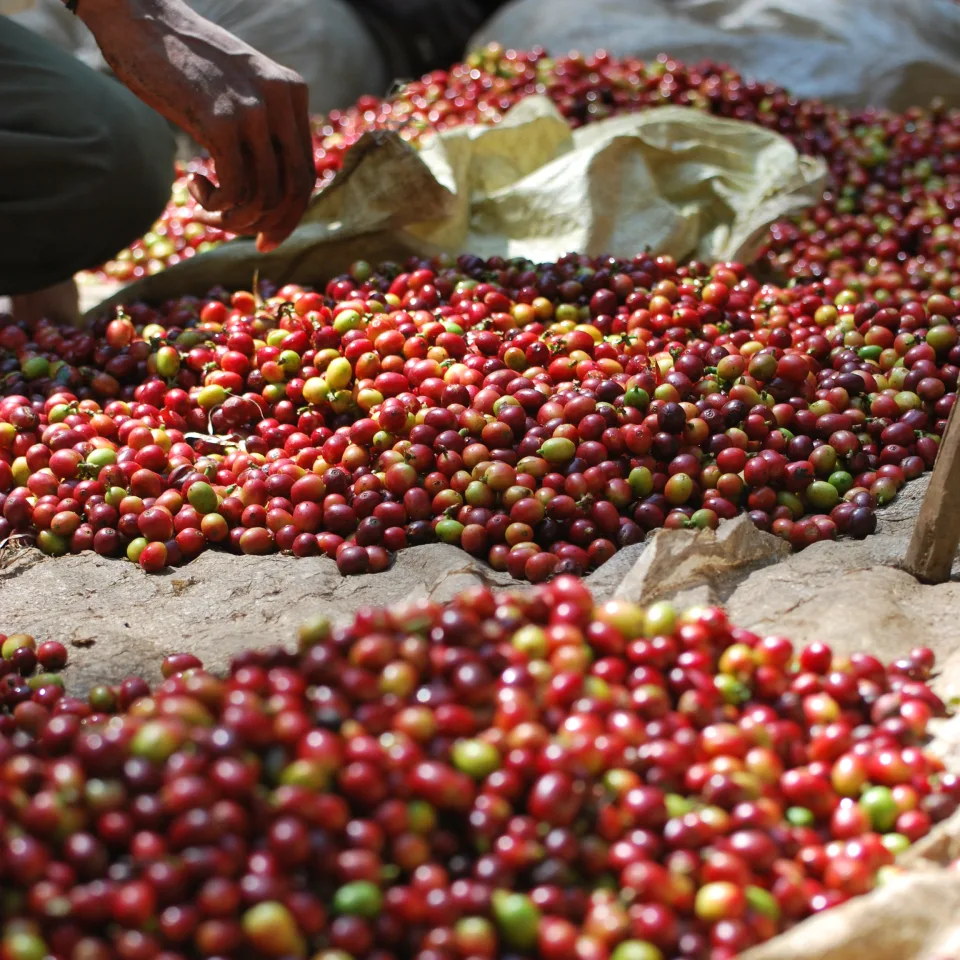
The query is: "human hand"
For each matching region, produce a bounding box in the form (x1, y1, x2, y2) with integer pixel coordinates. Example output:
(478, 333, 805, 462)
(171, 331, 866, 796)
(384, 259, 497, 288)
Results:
(79, 0, 315, 251)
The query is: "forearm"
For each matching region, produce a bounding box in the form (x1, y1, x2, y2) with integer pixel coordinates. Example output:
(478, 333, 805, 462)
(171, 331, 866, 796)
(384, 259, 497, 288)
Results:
(69, 0, 256, 142)
(74, 0, 178, 34)
(57, 0, 315, 250)
(75, 0, 249, 59)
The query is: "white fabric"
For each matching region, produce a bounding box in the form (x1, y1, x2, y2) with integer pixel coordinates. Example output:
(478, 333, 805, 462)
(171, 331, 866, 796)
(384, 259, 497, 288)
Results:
(183, 0, 388, 113)
(1, 0, 35, 15)
(13, 0, 957, 118)
(5, 0, 388, 114)
(473, 0, 960, 111)
(6, 0, 104, 71)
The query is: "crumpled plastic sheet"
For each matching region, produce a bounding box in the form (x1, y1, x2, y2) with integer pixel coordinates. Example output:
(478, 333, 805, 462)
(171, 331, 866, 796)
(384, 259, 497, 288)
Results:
(89, 95, 825, 313)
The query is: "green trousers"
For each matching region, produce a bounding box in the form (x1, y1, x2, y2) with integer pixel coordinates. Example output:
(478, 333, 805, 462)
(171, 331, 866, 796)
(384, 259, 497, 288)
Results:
(0, 14, 176, 295)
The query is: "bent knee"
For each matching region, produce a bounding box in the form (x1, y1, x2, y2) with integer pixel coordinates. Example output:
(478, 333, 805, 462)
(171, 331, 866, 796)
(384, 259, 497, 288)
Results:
(72, 92, 177, 249)
(0, 16, 176, 291)
(0, 95, 176, 292)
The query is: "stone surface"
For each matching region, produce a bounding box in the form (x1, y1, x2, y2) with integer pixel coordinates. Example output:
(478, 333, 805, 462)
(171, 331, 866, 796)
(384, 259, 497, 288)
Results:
(0, 539, 654, 693)
(2, 470, 959, 698)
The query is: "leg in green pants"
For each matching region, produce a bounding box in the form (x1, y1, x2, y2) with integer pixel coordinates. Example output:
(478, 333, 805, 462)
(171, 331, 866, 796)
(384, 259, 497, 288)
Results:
(0, 13, 176, 301)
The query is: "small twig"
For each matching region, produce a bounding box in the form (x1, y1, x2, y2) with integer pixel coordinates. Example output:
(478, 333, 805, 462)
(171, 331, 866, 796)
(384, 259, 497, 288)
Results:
(0, 533, 36, 551)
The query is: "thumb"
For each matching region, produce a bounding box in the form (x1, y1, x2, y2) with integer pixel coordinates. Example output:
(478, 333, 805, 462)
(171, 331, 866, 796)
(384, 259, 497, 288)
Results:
(188, 173, 217, 210)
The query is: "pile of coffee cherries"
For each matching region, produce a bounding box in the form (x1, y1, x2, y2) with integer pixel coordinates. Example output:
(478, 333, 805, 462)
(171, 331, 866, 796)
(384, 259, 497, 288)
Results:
(0, 631, 68, 715)
(0, 583, 952, 960)
(1, 251, 957, 576)
(83, 47, 960, 302)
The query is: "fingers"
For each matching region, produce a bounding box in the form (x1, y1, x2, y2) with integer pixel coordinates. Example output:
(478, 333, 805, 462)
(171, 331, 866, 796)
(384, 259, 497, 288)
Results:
(188, 174, 229, 229)
(196, 110, 276, 235)
(187, 134, 249, 225)
(189, 159, 255, 231)
(191, 78, 314, 251)
(227, 111, 283, 234)
(255, 83, 315, 251)
(290, 80, 314, 180)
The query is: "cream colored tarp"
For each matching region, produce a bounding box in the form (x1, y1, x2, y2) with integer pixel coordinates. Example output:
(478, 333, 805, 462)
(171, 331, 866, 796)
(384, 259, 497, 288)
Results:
(90, 96, 825, 313)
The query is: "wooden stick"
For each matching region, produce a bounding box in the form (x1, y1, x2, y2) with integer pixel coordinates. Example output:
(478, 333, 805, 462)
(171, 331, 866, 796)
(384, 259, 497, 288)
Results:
(903, 400, 960, 583)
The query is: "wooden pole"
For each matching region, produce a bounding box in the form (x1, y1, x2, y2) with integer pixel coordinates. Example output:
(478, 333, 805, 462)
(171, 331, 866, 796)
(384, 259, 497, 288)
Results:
(903, 400, 960, 584)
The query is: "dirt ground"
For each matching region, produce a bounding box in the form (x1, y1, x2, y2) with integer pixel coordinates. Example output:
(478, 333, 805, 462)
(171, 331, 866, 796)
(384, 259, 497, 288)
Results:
(0, 472, 958, 696)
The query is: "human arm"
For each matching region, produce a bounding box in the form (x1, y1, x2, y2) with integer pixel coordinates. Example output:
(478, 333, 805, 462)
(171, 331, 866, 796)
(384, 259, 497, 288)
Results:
(75, 0, 314, 252)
